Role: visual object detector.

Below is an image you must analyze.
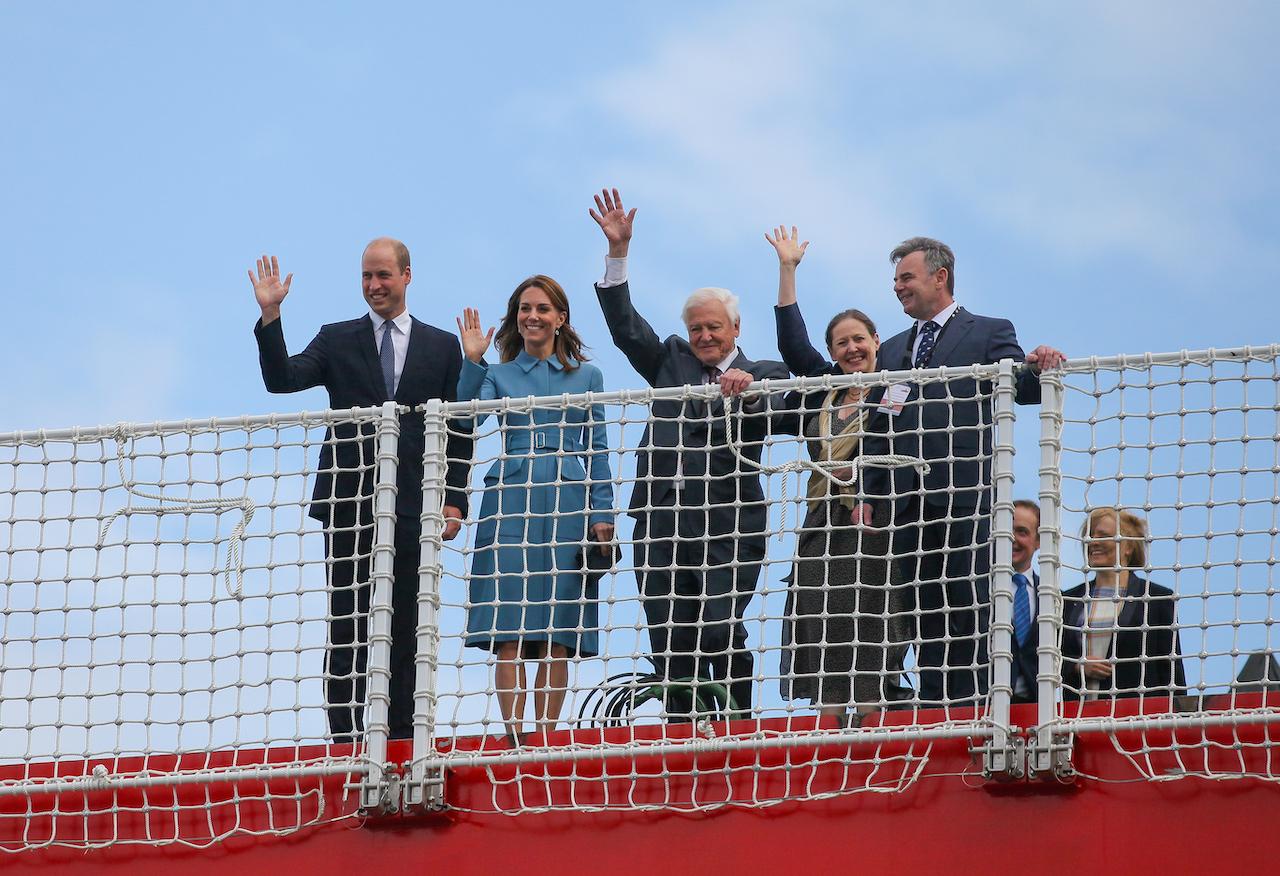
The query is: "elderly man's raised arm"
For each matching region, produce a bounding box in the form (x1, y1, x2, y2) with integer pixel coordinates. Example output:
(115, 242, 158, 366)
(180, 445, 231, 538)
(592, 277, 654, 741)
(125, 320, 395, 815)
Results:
(590, 188, 667, 386)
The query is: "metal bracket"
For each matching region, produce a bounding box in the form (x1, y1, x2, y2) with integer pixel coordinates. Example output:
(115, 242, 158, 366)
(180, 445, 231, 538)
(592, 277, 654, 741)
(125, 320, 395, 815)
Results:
(1028, 730, 1076, 781)
(983, 726, 1080, 782)
(401, 762, 447, 812)
(358, 765, 403, 814)
(981, 734, 1028, 781)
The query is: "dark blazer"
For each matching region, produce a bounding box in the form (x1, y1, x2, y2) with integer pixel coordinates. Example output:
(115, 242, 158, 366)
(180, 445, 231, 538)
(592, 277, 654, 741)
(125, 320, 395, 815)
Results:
(598, 282, 789, 536)
(776, 303, 1040, 517)
(254, 315, 471, 523)
(1009, 571, 1039, 703)
(1061, 575, 1187, 700)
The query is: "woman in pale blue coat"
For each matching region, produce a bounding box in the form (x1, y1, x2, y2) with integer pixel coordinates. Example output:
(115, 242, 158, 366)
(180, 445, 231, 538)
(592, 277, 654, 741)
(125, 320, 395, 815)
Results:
(457, 275, 614, 741)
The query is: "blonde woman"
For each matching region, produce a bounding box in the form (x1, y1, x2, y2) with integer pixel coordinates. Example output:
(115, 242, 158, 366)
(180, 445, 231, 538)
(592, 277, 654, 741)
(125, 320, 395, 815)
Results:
(1061, 507, 1186, 700)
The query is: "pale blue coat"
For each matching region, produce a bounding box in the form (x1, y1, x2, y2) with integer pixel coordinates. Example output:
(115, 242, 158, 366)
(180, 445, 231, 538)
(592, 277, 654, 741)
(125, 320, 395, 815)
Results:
(458, 351, 613, 657)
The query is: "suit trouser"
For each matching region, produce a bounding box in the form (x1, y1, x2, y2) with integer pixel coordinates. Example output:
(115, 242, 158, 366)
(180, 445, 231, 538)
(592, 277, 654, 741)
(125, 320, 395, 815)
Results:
(632, 506, 764, 715)
(323, 512, 422, 742)
(892, 497, 991, 705)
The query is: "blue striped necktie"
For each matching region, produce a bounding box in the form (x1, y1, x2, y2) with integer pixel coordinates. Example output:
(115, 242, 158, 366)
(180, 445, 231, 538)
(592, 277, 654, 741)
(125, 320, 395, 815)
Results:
(1012, 572, 1032, 645)
(379, 320, 396, 399)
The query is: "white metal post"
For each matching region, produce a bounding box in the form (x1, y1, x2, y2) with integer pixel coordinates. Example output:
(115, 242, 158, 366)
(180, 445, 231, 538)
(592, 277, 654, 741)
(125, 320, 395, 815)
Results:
(360, 402, 400, 809)
(1031, 369, 1071, 777)
(985, 359, 1020, 777)
(404, 399, 448, 809)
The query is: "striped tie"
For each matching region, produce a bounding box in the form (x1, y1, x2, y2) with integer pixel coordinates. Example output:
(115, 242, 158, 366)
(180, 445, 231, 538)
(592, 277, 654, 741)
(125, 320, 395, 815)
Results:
(1012, 572, 1032, 645)
(379, 320, 396, 399)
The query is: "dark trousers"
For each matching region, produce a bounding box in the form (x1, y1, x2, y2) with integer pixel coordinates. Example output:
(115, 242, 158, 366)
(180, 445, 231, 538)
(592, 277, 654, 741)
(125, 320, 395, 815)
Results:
(633, 506, 764, 715)
(892, 498, 991, 705)
(323, 512, 422, 742)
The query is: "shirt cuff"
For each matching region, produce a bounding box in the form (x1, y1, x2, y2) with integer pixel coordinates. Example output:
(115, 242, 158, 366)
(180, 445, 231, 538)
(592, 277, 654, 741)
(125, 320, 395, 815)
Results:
(599, 256, 628, 288)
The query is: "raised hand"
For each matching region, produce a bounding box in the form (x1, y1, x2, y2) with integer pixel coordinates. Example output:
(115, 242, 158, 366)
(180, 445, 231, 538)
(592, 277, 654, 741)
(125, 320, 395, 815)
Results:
(765, 225, 809, 269)
(589, 188, 636, 258)
(248, 255, 293, 321)
(456, 307, 495, 364)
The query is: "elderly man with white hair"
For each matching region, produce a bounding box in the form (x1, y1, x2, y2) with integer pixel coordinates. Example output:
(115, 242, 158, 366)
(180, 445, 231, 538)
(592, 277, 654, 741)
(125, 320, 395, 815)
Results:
(591, 188, 789, 717)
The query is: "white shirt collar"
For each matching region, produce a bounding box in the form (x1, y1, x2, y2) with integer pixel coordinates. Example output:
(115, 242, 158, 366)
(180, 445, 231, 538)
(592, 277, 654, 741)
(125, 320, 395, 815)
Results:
(916, 300, 959, 332)
(370, 310, 412, 334)
(712, 347, 740, 374)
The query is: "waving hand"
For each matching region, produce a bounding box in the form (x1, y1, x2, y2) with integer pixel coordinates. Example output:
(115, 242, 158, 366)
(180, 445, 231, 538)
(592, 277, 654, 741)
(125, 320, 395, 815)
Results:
(589, 188, 636, 258)
(248, 255, 293, 323)
(456, 307, 495, 364)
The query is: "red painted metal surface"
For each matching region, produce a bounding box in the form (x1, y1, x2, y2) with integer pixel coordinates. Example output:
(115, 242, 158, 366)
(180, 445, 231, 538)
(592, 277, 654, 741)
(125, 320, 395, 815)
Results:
(5, 699, 1279, 874)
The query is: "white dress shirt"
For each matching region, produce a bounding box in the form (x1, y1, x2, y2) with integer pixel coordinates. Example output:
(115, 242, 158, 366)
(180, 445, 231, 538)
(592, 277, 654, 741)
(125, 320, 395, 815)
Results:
(910, 299, 960, 364)
(600, 256, 628, 288)
(370, 309, 412, 394)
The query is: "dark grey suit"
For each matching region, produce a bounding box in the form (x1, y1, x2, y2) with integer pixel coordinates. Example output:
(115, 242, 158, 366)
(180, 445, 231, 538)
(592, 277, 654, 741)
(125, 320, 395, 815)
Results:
(255, 314, 472, 741)
(598, 282, 789, 714)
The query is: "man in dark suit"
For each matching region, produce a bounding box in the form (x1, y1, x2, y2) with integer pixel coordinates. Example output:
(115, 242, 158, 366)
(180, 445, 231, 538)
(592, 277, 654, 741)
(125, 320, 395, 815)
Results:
(589, 189, 788, 716)
(860, 237, 1064, 706)
(1009, 499, 1041, 704)
(248, 239, 472, 742)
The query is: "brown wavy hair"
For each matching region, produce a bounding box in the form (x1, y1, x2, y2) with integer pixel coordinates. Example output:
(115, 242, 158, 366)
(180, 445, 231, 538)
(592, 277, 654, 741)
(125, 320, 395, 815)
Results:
(494, 275, 589, 371)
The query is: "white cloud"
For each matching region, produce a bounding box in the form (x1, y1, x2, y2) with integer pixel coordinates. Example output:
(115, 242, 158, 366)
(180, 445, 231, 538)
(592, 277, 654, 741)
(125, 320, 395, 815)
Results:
(551, 1, 1277, 287)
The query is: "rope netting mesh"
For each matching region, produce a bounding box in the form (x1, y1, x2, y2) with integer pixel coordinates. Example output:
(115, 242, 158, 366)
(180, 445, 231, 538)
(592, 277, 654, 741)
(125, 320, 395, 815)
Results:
(2, 348, 1279, 843)
(422, 367, 1010, 812)
(1041, 348, 1280, 782)
(0, 410, 389, 849)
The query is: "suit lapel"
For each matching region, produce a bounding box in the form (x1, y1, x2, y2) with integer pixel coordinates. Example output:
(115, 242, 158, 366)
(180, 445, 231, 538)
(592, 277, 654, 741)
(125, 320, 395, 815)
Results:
(881, 328, 912, 373)
(354, 315, 388, 402)
(683, 351, 709, 419)
(926, 307, 974, 368)
(1117, 574, 1147, 630)
(397, 319, 432, 403)
(1063, 589, 1085, 631)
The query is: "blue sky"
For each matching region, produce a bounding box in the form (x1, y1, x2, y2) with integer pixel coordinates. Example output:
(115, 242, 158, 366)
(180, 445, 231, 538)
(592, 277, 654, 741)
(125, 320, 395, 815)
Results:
(3, 1, 1277, 432)
(1, 3, 1279, 745)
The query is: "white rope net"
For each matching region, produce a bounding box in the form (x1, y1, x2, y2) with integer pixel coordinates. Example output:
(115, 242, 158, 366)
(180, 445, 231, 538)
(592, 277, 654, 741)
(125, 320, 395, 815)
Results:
(1041, 347, 1280, 782)
(422, 366, 1011, 813)
(3, 347, 1279, 844)
(0, 410, 389, 850)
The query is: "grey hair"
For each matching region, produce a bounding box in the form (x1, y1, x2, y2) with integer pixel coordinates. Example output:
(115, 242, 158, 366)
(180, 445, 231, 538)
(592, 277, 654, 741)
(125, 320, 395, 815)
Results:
(681, 287, 740, 326)
(890, 236, 955, 294)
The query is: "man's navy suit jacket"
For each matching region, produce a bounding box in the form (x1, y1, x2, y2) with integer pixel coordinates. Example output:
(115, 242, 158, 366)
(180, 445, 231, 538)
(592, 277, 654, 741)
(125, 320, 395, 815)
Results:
(254, 315, 471, 524)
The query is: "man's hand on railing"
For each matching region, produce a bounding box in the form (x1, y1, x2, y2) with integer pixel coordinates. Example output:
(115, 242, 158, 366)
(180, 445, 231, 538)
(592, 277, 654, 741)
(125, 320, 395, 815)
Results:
(718, 368, 753, 396)
(1025, 344, 1066, 372)
(443, 505, 462, 541)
